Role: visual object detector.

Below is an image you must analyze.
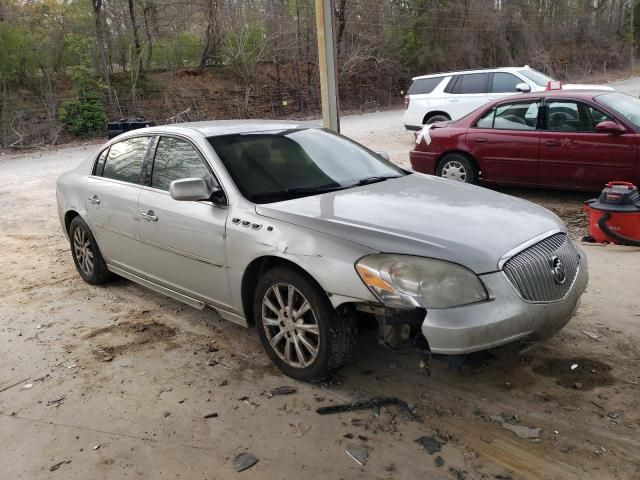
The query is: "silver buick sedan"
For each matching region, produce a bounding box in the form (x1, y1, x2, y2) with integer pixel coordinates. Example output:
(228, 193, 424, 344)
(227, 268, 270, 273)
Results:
(56, 121, 588, 381)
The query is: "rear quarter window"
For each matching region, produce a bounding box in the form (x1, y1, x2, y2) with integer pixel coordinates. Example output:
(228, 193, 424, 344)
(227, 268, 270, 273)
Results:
(408, 77, 444, 95)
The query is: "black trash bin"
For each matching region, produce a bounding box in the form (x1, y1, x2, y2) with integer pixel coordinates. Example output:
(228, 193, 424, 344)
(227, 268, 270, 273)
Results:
(107, 117, 155, 139)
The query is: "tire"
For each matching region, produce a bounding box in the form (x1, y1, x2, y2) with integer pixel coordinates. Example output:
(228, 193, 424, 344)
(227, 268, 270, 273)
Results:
(69, 216, 113, 284)
(436, 153, 478, 184)
(425, 114, 450, 124)
(254, 267, 357, 382)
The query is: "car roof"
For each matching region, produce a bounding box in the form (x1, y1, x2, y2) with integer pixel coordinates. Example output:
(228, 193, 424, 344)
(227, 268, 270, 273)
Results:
(497, 90, 616, 102)
(112, 120, 322, 141)
(412, 66, 531, 80)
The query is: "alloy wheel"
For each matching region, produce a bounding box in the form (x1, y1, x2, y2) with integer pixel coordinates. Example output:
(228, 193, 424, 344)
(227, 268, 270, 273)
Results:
(261, 283, 320, 368)
(73, 226, 94, 276)
(441, 160, 467, 182)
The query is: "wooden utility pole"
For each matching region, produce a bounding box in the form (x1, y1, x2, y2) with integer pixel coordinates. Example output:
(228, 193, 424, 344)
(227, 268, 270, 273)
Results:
(314, 0, 340, 132)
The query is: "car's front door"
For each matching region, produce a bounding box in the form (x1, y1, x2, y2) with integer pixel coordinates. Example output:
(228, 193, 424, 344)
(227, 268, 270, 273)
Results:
(466, 99, 541, 184)
(539, 99, 638, 189)
(85, 136, 150, 272)
(137, 135, 231, 308)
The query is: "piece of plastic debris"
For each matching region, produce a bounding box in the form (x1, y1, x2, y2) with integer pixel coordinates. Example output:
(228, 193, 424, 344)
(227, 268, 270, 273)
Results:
(582, 330, 601, 340)
(21, 383, 33, 390)
(345, 446, 368, 466)
(203, 412, 219, 419)
(270, 386, 297, 396)
(571, 364, 578, 371)
(67, 364, 77, 369)
(316, 397, 407, 415)
(501, 423, 541, 440)
(415, 435, 442, 454)
(36, 324, 42, 329)
(93, 444, 101, 450)
(232, 452, 258, 472)
(49, 460, 71, 472)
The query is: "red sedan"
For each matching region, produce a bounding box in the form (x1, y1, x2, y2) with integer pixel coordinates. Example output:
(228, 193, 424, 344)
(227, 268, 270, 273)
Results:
(409, 90, 640, 191)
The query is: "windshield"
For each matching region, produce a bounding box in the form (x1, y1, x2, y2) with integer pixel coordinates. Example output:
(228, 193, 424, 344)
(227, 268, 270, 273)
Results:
(208, 128, 406, 204)
(596, 92, 640, 129)
(518, 69, 554, 87)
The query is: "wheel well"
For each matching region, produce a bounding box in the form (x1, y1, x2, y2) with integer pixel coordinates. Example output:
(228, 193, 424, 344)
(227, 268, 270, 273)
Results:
(64, 210, 80, 234)
(240, 256, 325, 326)
(437, 150, 479, 172)
(422, 111, 451, 124)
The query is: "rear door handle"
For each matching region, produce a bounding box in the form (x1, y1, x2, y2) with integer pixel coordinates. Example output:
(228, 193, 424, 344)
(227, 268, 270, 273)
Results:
(545, 140, 561, 147)
(88, 195, 100, 204)
(140, 210, 158, 221)
(474, 137, 488, 143)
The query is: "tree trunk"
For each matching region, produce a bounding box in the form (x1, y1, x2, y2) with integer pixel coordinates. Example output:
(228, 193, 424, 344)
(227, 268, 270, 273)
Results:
(128, 0, 143, 72)
(92, 0, 112, 102)
(142, 0, 155, 72)
(336, 0, 347, 55)
(199, 0, 219, 69)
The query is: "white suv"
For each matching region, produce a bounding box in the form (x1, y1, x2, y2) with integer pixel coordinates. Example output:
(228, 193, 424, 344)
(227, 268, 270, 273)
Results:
(403, 66, 613, 130)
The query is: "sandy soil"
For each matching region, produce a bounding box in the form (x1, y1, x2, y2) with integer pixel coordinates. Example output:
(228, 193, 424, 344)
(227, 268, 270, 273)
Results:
(1, 115, 640, 480)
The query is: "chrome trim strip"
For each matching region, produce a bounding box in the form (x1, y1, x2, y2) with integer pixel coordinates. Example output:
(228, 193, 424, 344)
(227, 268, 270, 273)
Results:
(95, 223, 223, 267)
(497, 228, 563, 269)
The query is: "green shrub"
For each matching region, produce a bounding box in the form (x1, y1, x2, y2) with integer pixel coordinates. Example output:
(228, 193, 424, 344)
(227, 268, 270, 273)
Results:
(58, 95, 106, 137)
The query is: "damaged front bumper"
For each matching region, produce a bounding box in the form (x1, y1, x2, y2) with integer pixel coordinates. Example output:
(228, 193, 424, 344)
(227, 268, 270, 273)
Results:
(421, 252, 589, 355)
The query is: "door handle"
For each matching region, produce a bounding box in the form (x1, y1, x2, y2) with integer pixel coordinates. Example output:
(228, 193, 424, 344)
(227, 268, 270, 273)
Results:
(88, 195, 100, 204)
(140, 210, 158, 221)
(474, 137, 488, 143)
(545, 140, 561, 147)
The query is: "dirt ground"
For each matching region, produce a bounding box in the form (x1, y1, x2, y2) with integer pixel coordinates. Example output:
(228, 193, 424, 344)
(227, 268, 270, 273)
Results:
(1, 114, 640, 480)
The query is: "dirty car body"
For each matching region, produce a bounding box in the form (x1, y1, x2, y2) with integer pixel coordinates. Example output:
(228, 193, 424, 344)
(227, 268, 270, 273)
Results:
(56, 121, 588, 380)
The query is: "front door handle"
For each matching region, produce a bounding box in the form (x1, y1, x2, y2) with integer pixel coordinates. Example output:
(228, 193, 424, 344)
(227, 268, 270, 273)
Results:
(88, 195, 100, 204)
(140, 210, 158, 222)
(545, 140, 561, 147)
(474, 137, 488, 143)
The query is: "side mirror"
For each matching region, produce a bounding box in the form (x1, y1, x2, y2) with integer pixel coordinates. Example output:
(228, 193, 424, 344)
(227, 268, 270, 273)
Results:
(376, 151, 391, 161)
(594, 120, 625, 135)
(170, 178, 217, 201)
(516, 83, 531, 93)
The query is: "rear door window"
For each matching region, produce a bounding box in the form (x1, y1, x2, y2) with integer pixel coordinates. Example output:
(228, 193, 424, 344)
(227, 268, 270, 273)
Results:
(475, 100, 539, 130)
(151, 136, 215, 191)
(491, 73, 522, 93)
(456, 73, 489, 94)
(408, 77, 444, 95)
(101, 137, 150, 184)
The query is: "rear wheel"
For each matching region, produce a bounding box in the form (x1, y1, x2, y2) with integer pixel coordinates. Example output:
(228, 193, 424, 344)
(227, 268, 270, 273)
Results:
(425, 114, 450, 124)
(436, 153, 478, 184)
(254, 267, 357, 382)
(69, 216, 113, 284)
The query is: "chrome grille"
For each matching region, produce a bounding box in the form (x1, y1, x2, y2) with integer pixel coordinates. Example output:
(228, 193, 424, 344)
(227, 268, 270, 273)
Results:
(503, 233, 580, 302)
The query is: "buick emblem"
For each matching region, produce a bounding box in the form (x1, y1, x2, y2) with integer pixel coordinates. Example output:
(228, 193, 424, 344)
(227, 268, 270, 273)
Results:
(549, 255, 566, 285)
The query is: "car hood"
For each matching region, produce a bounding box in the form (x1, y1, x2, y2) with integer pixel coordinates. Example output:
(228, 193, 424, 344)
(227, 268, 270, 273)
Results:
(255, 174, 565, 274)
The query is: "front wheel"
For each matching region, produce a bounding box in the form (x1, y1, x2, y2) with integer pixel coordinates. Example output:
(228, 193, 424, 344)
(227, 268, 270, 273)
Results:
(436, 153, 478, 184)
(254, 267, 357, 382)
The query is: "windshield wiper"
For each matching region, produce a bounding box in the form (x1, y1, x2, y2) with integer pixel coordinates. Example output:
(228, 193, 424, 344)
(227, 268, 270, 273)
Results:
(284, 184, 348, 195)
(355, 175, 403, 186)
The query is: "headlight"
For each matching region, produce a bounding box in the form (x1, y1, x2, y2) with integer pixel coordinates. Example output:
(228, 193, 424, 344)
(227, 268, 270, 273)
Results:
(355, 254, 488, 309)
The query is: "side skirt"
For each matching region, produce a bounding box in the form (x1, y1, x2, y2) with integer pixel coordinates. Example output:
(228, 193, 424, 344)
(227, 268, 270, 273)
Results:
(107, 265, 249, 327)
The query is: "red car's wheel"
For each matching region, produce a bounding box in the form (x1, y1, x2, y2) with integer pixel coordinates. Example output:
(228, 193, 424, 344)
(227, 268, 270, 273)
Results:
(436, 153, 478, 184)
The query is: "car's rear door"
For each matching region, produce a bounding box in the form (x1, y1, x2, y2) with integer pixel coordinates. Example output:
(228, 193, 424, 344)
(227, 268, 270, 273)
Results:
(466, 99, 541, 184)
(137, 135, 231, 308)
(85, 136, 150, 272)
(539, 99, 638, 189)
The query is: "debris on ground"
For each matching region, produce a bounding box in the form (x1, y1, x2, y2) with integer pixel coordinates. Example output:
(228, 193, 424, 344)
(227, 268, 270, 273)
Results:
(269, 386, 297, 396)
(93, 444, 101, 450)
(582, 330, 601, 340)
(232, 452, 258, 472)
(21, 383, 33, 390)
(345, 446, 368, 466)
(316, 397, 407, 415)
(501, 423, 541, 440)
(415, 435, 442, 454)
(571, 363, 579, 371)
(49, 460, 71, 472)
(163, 412, 171, 417)
(435, 455, 445, 467)
(203, 412, 219, 419)
(94, 346, 114, 362)
(0, 377, 30, 393)
(219, 379, 229, 386)
(47, 396, 65, 407)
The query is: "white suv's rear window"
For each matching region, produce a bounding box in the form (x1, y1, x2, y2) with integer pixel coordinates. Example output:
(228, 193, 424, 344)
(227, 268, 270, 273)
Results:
(408, 77, 444, 95)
